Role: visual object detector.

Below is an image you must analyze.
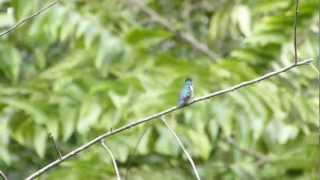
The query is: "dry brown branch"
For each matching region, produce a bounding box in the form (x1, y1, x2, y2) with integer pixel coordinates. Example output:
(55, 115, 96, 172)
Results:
(0, 0, 59, 38)
(25, 58, 312, 180)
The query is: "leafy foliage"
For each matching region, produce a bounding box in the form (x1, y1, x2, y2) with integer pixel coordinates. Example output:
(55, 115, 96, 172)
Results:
(0, 0, 318, 179)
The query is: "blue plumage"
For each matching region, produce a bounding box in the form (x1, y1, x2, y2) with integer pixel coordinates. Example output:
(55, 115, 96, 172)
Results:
(177, 78, 193, 107)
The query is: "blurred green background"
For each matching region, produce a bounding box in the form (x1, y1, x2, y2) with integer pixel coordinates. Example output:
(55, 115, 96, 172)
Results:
(0, 0, 319, 179)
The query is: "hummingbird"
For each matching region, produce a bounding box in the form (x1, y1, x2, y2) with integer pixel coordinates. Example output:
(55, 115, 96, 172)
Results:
(177, 78, 193, 107)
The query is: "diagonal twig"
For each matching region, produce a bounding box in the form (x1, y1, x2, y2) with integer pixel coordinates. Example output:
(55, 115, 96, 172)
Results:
(128, 0, 219, 61)
(0, 0, 59, 38)
(161, 117, 201, 180)
(0, 170, 8, 180)
(100, 139, 121, 180)
(25, 58, 312, 180)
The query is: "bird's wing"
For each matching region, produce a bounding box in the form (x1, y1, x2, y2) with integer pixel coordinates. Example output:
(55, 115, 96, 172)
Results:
(177, 88, 191, 106)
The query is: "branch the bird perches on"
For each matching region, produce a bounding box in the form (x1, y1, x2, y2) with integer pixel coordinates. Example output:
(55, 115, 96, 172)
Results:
(25, 58, 313, 180)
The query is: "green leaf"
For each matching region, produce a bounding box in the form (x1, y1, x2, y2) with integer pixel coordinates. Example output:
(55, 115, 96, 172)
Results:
(266, 120, 299, 144)
(60, 13, 79, 41)
(108, 90, 130, 109)
(0, 45, 21, 83)
(186, 129, 211, 160)
(0, 108, 11, 164)
(77, 98, 102, 134)
(0, 98, 47, 124)
(155, 126, 179, 155)
(33, 127, 48, 158)
(125, 28, 171, 47)
(233, 5, 251, 37)
(60, 106, 77, 141)
(95, 33, 123, 69)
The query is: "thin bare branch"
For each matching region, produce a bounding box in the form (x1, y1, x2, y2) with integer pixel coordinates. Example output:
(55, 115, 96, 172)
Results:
(0, 0, 59, 38)
(293, 0, 299, 64)
(161, 118, 201, 180)
(0, 170, 8, 180)
(48, 133, 62, 160)
(25, 58, 312, 180)
(190, 58, 312, 104)
(100, 140, 121, 180)
(128, 0, 219, 61)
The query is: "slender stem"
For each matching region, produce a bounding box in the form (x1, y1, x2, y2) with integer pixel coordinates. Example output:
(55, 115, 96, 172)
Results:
(101, 140, 121, 180)
(0, 0, 59, 38)
(25, 58, 312, 180)
(0, 170, 8, 180)
(161, 118, 201, 180)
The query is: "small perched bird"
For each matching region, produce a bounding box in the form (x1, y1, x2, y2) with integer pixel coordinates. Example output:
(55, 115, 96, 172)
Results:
(177, 78, 193, 107)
